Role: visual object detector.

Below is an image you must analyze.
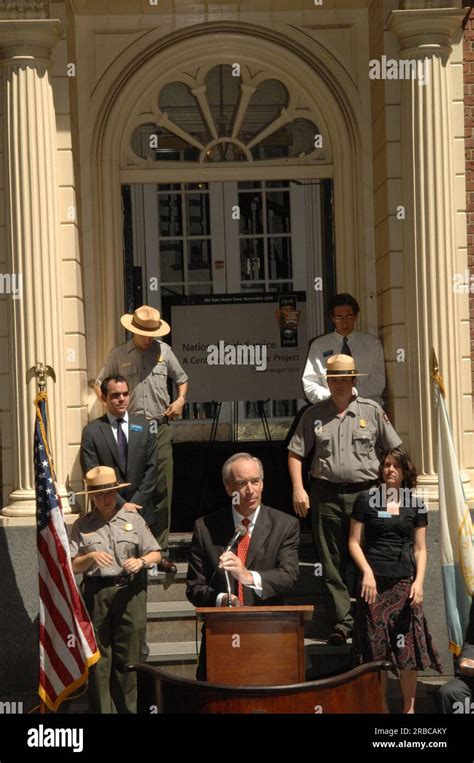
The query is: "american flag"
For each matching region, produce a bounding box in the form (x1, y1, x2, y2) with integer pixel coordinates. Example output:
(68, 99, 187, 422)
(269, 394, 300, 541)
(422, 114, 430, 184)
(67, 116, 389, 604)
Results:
(35, 392, 99, 711)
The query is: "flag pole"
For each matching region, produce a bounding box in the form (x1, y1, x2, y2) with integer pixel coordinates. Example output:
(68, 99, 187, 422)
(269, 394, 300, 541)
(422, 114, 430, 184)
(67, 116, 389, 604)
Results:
(29, 363, 56, 714)
(431, 348, 474, 656)
(31, 359, 99, 713)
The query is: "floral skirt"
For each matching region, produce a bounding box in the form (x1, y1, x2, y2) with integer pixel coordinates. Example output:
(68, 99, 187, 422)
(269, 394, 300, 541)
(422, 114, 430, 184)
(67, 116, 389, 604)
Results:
(352, 576, 442, 675)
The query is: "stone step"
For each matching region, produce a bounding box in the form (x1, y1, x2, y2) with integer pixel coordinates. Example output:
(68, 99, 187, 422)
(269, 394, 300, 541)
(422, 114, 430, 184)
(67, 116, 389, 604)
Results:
(146, 640, 200, 664)
(147, 601, 196, 618)
(146, 613, 198, 642)
(147, 562, 188, 602)
(148, 561, 188, 580)
(146, 601, 197, 641)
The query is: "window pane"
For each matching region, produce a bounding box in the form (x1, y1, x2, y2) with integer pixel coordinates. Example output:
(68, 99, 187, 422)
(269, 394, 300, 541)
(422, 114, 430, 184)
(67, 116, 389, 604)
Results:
(187, 240, 212, 282)
(187, 284, 212, 295)
(159, 81, 210, 145)
(269, 282, 293, 293)
(266, 180, 290, 189)
(240, 239, 264, 281)
(266, 191, 290, 234)
(239, 193, 263, 235)
(241, 282, 266, 292)
(206, 65, 240, 138)
(186, 193, 210, 236)
(286, 119, 320, 157)
(159, 194, 183, 237)
(160, 241, 184, 282)
(238, 181, 262, 190)
(132, 124, 200, 161)
(239, 79, 289, 144)
(268, 238, 292, 280)
(205, 142, 246, 162)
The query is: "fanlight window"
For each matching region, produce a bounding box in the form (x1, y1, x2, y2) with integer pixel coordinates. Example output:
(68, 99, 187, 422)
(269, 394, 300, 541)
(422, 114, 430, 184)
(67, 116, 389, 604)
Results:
(130, 64, 324, 164)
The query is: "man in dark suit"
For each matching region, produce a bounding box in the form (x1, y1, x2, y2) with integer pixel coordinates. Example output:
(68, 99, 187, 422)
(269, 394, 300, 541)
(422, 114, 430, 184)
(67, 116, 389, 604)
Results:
(186, 453, 300, 676)
(438, 597, 474, 713)
(80, 375, 175, 573)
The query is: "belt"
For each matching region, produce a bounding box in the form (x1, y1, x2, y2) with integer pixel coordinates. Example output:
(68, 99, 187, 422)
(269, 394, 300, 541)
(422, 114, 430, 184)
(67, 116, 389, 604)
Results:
(152, 415, 168, 425)
(83, 576, 118, 590)
(83, 571, 146, 590)
(312, 478, 377, 494)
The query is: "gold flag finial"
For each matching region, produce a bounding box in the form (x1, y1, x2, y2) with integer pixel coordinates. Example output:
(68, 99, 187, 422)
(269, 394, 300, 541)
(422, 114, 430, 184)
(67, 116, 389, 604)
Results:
(27, 362, 56, 393)
(431, 349, 445, 398)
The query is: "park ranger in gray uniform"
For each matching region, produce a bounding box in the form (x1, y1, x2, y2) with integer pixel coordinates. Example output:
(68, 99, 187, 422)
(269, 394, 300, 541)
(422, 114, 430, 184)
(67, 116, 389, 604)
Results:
(288, 354, 402, 645)
(95, 305, 188, 572)
(70, 466, 161, 713)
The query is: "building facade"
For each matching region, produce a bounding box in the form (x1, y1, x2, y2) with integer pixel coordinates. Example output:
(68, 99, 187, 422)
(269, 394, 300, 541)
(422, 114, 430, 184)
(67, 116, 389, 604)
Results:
(0, 0, 473, 525)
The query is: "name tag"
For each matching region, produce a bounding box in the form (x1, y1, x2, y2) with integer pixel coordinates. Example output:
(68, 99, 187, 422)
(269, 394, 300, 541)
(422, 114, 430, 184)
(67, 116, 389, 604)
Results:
(121, 362, 132, 368)
(377, 511, 392, 519)
(323, 349, 333, 358)
(130, 424, 144, 432)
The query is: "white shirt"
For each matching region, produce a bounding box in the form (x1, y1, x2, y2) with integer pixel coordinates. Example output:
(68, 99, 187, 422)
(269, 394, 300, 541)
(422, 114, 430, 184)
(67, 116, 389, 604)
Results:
(106, 410, 129, 443)
(301, 329, 386, 405)
(216, 505, 263, 606)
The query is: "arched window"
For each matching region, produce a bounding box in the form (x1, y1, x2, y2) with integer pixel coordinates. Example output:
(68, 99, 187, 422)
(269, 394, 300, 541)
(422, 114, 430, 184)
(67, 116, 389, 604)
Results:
(129, 64, 326, 165)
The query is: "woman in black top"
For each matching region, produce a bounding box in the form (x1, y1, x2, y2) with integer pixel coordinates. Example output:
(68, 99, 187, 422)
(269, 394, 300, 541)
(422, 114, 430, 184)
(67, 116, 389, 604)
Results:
(349, 447, 441, 713)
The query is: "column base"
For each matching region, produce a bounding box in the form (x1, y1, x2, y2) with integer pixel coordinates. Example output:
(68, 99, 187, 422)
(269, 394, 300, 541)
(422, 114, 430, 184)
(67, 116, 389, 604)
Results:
(415, 474, 474, 509)
(1, 484, 76, 517)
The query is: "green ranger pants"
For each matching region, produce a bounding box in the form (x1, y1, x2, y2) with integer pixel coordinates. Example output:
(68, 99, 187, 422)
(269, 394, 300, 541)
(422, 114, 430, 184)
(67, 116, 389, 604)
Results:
(310, 480, 360, 638)
(83, 575, 147, 713)
(142, 420, 173, 550)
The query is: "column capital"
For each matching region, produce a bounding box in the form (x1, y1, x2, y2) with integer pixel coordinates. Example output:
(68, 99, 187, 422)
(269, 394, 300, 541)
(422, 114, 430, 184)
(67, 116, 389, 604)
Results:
(389, 7, 467, 58)
(0, 1, 47, 18)
(0, 19, 62, 65)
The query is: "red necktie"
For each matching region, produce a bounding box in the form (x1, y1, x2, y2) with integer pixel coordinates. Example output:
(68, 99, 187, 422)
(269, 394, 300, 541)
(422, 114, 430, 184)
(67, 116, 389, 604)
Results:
(237, 518, 251, 605)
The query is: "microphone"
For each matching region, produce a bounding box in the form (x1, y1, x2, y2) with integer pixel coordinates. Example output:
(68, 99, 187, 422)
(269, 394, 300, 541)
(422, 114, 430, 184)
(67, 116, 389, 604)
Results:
(225, 524, 248, 553)
(224, 524, 248, 607)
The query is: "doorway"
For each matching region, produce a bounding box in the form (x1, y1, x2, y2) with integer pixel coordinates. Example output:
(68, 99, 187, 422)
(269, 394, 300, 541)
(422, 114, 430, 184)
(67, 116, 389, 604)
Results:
(122, 178, 335, 443)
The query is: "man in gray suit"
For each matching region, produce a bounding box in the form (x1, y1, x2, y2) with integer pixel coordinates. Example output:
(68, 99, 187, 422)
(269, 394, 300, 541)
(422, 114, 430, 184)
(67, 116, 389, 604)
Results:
(80, 375, 174, 572)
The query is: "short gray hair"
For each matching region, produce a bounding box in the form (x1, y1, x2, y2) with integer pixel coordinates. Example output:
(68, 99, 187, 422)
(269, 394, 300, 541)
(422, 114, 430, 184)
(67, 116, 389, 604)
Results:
(222, 453, 264, 486)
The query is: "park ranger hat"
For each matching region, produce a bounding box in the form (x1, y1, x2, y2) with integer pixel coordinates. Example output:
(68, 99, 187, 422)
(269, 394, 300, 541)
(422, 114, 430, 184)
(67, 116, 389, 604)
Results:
(322, 354, 367, 378)
(76, 466, 131, 496)
(120, 305, 171, 337)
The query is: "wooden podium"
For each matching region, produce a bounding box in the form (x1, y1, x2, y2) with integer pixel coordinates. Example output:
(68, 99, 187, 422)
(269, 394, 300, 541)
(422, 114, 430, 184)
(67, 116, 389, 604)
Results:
(196, 605, 313, 685)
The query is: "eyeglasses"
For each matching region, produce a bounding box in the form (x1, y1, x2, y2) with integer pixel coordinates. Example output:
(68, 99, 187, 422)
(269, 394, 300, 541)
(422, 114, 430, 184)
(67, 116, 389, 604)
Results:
(333, 314, 355, 322)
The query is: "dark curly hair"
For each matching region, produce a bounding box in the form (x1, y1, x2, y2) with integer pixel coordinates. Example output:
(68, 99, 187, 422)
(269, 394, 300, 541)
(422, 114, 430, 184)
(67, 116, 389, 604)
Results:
(378, 446, 418, 489)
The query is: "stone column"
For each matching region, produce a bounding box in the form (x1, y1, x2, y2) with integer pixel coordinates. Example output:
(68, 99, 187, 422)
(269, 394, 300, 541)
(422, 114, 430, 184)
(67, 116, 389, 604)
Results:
(0, 19, 71, 516)
(389, 7, 472, 502)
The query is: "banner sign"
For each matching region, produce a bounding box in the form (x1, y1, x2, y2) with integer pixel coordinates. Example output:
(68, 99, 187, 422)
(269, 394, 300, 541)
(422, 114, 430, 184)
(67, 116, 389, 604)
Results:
(171, 292, 307, 402)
